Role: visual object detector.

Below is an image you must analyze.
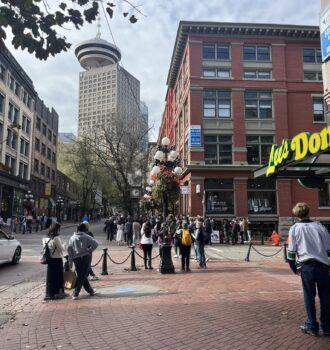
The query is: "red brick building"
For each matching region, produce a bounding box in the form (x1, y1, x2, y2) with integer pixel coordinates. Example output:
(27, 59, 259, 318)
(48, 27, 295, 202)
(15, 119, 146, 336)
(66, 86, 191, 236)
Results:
(159, 21, 330, 235)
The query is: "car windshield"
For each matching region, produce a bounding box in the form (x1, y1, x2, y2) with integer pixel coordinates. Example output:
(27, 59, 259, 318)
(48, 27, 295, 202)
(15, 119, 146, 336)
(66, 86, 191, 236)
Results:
(0, 230, 9, 239)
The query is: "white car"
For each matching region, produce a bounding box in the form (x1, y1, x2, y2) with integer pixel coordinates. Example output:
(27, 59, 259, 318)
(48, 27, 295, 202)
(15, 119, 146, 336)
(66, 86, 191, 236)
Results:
(0, 229, 21, 264)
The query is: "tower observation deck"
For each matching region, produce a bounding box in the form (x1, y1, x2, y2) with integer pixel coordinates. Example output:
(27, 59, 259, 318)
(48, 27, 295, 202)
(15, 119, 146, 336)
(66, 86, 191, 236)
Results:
(75, 27, 121, 70)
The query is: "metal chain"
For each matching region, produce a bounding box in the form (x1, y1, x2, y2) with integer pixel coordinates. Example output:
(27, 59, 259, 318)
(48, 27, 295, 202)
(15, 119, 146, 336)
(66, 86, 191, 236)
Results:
(134, 249, 160, 260)
(91, 255, 103, 267)
(106, 252, 131, 265)
(251, 245, 283, 257)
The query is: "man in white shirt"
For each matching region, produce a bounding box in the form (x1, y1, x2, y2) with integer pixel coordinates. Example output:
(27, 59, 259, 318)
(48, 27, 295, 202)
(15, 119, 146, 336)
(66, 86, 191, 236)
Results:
(288, 202, 330, 337)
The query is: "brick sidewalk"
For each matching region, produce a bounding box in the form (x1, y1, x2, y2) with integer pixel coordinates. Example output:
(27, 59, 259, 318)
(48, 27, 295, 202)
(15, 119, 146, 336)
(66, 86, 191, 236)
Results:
(0, 248, 329, 350)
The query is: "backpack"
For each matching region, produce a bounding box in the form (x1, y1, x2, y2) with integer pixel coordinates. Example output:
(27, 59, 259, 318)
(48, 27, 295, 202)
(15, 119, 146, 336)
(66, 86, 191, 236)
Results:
(202, 230, 210, 245)
(40, 238, 53, 264)
(181, 228, 192, 246)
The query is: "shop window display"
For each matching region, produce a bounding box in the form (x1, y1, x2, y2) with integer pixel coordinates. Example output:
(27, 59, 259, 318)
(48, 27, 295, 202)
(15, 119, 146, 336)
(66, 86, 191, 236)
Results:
(247, 178, 276, 214)
(205, 179, 234, 214)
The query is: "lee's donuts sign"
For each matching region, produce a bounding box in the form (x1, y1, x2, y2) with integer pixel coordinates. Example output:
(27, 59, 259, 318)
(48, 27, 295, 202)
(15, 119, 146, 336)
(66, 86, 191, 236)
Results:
(266, 126, 330, 176)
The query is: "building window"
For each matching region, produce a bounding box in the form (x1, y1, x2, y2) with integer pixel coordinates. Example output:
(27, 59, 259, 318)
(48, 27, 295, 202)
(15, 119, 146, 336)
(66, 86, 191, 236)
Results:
(203, 90, 231, 118)
(47, 147, 51, 160)
(52, 152, 56, 163)
(48, 129, 52, 141)
(14, 82, 20, 97)
(246, 135, 274, 165)
(34, 159, 39, 173)
(203, 44, 230, 60)
(313, 98, 324, 122)
(40, 163, 45, 176)
(244, 70, 271, 80)
(203, 68, 231, 78)
(9, 76, 14, 90)
(41, 143, 46, 156)
(35, 137, 40, 152)
(51, 170, 55, 181)
(42, 123, 47, 136)
(245, 91, 272, 119)
(303, 48, 322, 63)
(204, 135, 232, 164)
(0, 94, 4, 113)
(304, 71, 322, 81)
(247, 178, 277, 214)
(53, 134, 57, 146)
(36, 117, 41, 130)
(22, 115, 31, 134)
(46, 166, 50, 178)
(19, 162, 28, 179)
(205, 179, 234, 214)
(0, 64, 5, 81)
(5, 154, 16, 175)
(243, 45, 270, 61)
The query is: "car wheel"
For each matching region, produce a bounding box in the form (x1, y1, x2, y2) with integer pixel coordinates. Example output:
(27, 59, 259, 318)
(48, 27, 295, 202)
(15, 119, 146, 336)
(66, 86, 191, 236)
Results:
(11, 246, 21, 264)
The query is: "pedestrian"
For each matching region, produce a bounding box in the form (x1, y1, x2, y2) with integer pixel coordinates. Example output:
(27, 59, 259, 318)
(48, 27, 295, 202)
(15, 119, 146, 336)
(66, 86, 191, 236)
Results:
(26, 214, 33, 233)
(67, 223, 98, 300)
(181, 222, 193, 272)
(288, 202, 330, 337)
(195, 220, 207, 268)
(43, 222, 66, 300)
(132, 217, 141, 244)
(205, 217, 213, 245)
(82, 214, 89, 222)
(140, 221, 153, 270)
(231, 219, 240, 245)
(82, 221, 99, 281)
(35, 215, 41, 232)
(173, 221, 182, 258)
(223, 218, 230, 244)
(116, 216, 125, 246)
(105, 217, 115, 241)
(12, 216, 18, 233)
(124, 217, 133, 246)
(21, 215, 27, 234)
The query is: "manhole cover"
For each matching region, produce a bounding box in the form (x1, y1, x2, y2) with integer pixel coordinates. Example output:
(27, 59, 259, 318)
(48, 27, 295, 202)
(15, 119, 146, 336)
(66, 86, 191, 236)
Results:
(96, 284, 159, 298)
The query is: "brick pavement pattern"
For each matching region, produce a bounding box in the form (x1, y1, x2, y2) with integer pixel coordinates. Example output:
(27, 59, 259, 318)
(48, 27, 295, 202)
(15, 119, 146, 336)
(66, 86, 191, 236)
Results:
(0, 247, 329, 350)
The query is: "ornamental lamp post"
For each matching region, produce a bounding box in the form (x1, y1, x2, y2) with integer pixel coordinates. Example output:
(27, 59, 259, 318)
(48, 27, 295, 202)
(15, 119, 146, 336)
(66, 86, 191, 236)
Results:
(151, 136, 183, 274)
(56, 196, 64, 222)
(23, 190, 34, 215)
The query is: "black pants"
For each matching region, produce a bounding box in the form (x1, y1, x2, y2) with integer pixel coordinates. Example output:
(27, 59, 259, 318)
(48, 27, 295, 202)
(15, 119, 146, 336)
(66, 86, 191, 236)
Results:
(173, 237, 181, 255)
(142, 244, 153, 268)
(181, 245, 191, 270)
(73, 255, 93, 297)
(88, 252, 95, 277)
(46, 258, 64, 298)
(107, 230, 114, 241)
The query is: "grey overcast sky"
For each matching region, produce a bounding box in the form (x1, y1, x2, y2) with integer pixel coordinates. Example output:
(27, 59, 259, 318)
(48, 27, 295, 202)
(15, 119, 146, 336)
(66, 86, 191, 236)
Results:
(3, 0, 322, 140)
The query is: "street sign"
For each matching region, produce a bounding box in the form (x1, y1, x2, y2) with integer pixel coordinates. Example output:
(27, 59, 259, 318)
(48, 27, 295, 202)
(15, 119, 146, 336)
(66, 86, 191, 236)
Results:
(189, 125, 201, 147)
(180, 186, 189, 194)
(320, 5, 330, 62)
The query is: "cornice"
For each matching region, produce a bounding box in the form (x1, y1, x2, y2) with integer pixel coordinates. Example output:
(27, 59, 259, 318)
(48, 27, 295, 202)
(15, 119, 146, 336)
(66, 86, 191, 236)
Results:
(167, 21, 320, 88)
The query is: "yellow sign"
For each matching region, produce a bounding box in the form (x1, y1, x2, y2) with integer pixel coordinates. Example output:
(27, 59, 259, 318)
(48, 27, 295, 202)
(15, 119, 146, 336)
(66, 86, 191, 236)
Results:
(45, 183, 51, 196)
(266, 126, 330, 176)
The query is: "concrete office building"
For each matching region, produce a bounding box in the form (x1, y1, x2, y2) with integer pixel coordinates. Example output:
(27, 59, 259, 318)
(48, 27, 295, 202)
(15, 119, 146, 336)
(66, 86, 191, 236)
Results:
(159, 21, 329, 235)
(75, 29, 140, 138)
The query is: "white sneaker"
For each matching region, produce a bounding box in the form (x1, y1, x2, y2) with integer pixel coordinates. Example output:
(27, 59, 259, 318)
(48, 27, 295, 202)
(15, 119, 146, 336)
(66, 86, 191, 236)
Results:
(89, 289, 97, 296)
(72, 295, 79, 300)
(206, 257, 209, 262)
(89, 276, 99, 281)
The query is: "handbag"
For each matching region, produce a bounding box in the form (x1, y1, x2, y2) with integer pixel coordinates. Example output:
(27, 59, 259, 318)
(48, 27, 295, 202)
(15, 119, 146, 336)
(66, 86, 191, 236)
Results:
(40, 238, 53, 264)
(63, 270, 77, 289)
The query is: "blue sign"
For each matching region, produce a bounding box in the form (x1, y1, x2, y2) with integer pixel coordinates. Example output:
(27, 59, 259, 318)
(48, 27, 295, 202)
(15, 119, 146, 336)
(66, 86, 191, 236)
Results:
(189, 125, 201, 147)
(320, 6, 330, 62)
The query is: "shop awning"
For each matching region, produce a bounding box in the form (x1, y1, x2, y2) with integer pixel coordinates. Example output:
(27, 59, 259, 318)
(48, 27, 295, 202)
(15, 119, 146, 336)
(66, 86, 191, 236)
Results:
(254, 151, 330, 187)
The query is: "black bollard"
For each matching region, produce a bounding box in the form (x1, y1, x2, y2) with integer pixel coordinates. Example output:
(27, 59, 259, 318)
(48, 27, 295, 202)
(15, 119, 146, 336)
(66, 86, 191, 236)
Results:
(130, 245, 137, 271)
(245, 242, 253, 262)
(64, 255, 70, 272)
(283, 243, 288, 262)
(261, 232, 264, 245)
(101, 248, 109, 275)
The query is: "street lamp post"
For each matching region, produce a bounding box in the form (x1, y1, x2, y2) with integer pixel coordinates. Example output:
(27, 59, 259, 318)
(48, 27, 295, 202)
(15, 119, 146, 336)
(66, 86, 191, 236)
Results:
(56, 196, 64, 222)
(150, 137, 183, 274)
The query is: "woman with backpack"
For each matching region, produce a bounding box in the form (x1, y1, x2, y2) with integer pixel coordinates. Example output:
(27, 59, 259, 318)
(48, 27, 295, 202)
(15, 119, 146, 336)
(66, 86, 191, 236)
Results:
(173, 220, 182, 258)
(140, 221, 154, 269)
(42, 222, 66, 300)
(181, 222, 193, 272)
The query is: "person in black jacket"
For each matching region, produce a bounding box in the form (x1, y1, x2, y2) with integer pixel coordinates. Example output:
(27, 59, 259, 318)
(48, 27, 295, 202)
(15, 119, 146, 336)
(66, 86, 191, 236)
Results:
(105, 217, 116, 241)
(195, 220, 207, 268)
(124, 217, 133, 246)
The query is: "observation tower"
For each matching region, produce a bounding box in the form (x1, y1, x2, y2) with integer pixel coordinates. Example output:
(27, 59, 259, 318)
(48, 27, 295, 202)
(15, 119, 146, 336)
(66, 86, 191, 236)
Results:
(74, 20, 121, 70)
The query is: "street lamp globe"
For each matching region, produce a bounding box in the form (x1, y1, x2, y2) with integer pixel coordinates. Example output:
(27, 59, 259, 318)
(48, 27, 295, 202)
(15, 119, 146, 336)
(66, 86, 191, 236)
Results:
(151, 165, 160, 176)
(161, 137, 170, 146)
(146, 186, 152, 192)
(174, 166, 183, 175)
(148, 179, 155, 185)
(154, 150, 164, 161)
(169, 150, 178, 159)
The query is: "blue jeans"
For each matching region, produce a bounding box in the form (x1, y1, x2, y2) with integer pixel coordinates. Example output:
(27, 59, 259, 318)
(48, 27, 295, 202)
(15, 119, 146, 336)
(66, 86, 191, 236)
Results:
(196, 244, 206, 267)
(300, 261, 330, 333)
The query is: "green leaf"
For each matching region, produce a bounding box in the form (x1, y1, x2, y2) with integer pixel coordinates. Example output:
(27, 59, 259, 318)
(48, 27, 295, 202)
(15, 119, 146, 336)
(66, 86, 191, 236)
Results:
(59, 2, 67, 11)
(106, 7, 113, 19)
(129, 15, 138, 24)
